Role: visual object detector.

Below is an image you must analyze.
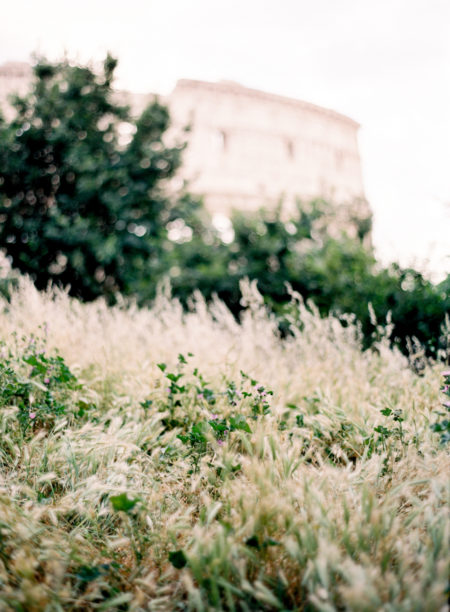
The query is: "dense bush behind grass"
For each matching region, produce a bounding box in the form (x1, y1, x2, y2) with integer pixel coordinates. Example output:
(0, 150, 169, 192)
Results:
(0, 278, 448, 611)
(1, 205, 449, 363)
(165, 203, 450, 362)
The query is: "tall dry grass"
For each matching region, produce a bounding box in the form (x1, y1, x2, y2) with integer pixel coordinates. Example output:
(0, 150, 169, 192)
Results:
(0, 277, 448, 611)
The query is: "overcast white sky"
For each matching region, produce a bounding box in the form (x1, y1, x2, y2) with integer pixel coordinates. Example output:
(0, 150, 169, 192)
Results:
(2, 0, 449, 279)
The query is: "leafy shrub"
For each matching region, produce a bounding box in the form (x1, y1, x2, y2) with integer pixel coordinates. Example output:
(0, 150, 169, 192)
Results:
(431, 369, 450, 444)
(0, 337, 84, 435)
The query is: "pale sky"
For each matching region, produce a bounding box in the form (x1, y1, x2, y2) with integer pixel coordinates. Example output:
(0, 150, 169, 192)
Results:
(2, 0, 449, 279)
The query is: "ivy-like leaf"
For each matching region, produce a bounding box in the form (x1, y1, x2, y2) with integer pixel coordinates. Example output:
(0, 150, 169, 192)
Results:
(169, 549, 187, 569)
(110, 493, 138, 513)
(245, 535, 260, 549)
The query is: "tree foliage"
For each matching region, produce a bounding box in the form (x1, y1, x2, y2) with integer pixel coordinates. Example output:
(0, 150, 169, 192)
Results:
(168, 202, 449, 359)
(0, 55, 200, 300)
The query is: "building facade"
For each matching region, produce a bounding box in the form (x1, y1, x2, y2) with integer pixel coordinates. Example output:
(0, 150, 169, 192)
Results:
(0, 62, 368, 224)
(166, 79, 366, 216)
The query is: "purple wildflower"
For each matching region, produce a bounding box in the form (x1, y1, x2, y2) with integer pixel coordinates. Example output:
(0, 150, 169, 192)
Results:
(197, 393, 204, 399)
(210, 413, 218, 420)
(217, 439, 223, 446)
(442, 370, 450, 377)
(44, 377, 50, 384)
(29, 412, 36, 419)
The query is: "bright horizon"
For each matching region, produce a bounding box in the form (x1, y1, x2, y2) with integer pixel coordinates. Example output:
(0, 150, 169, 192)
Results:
(2, 0, 449, 280)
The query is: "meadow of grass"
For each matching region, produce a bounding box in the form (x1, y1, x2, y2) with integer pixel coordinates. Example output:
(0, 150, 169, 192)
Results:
(0, 277, 448, 611)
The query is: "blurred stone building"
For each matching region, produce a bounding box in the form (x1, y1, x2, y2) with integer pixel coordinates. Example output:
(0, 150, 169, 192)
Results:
(0, 62, 370, 233)
(0, 62, 32, 120)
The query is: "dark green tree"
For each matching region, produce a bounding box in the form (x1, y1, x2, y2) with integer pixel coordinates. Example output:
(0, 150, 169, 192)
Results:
(0, 55, 199, 300)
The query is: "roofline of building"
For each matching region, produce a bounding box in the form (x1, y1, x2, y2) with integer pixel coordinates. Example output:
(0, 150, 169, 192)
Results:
(0, 62, 360, 129)
(174, 78, 360, 129)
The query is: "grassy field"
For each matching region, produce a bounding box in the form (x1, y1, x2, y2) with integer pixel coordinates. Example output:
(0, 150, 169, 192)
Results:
(0, 278, 448, 611)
